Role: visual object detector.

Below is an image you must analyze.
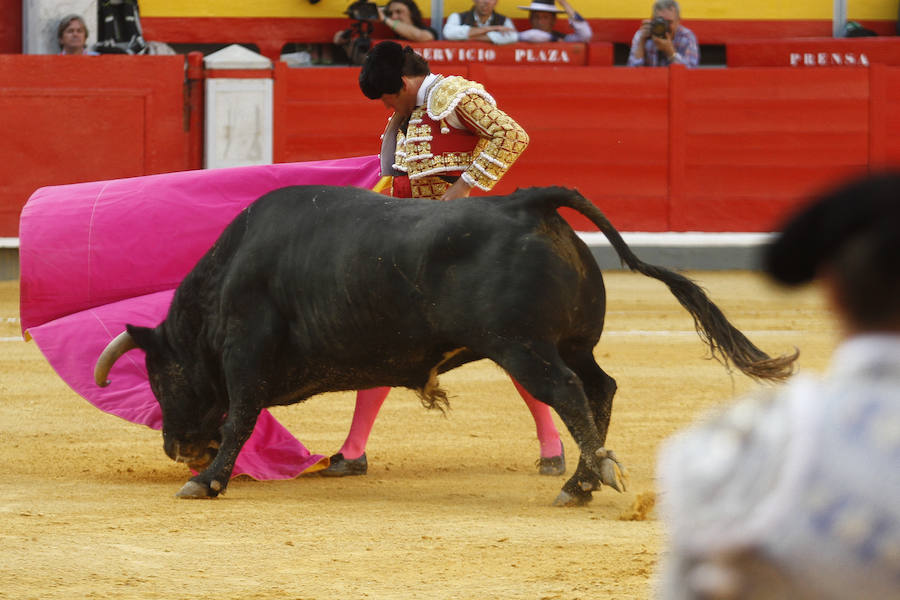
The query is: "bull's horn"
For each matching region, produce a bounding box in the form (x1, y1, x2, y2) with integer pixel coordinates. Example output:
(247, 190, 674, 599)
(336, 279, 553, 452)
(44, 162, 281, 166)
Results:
(94, 331, 138, 387)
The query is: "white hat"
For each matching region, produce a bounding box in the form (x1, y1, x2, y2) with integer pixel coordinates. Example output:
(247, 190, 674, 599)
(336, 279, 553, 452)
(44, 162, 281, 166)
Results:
(518, 0, 565, 13)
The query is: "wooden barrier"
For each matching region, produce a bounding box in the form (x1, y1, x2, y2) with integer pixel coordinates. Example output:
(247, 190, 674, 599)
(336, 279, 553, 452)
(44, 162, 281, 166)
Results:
(403, 41, 601, 66)
(728, 37, 900, 68)
(138, 15, 609, 66)
(0, 0, 21, 54)
(671, 66, 871, 230)
(4, 57, 900, 237)
(139, 15, 899, 60)
(273, 64, 386, 163)
(272, 63, 900, 232)
(141, 16, 353, 60)
(0, 55, 195, 238)
(468, 64, 672, 231)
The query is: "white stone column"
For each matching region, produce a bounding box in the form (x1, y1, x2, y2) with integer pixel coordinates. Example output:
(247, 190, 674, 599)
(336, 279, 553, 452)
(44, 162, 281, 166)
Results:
(203, 45, 274, 170)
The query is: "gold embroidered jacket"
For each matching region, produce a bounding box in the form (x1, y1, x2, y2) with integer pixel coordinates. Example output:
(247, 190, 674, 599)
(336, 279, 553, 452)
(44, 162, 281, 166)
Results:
(393, 75, 529, 198)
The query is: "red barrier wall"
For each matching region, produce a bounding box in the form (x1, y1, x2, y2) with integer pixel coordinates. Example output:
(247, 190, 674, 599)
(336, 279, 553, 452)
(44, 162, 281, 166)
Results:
(273, 64, 386, 162)
(876, 65, 900, 167)
(141, 16, 899, 59)
(4, 58, 900, 237)
(272, 62, 471, 163)
(728, 37, 900, 67)
(673, 67, 871, 230)
(404, 41, 597, 66)
(469, 64, 671, 231)
(0, 55, 193, 237)
(272, 63, 900, 232)
(0, 0, 21, 54)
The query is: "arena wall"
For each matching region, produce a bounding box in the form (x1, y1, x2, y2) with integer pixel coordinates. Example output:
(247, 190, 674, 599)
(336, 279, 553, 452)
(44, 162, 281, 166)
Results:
(134, 0, 900, 58)
(272, 60, 900, 232)
(3, 50, 900, 279)
(0, 54, 191, 239)
(0, 0, 22, 53)
(7, 1, 899, 60)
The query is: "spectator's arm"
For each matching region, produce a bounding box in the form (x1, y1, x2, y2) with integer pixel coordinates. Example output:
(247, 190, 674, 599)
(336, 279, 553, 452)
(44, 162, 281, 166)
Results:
(518, 28, 553, 43)
(556, 0, 592, 42)
(485, 17, 518, 45)
(563, 13, 593, 42)
(626, 26, 650, 66)
(669, 30, 700, 67)
(442, 13, 469, 40)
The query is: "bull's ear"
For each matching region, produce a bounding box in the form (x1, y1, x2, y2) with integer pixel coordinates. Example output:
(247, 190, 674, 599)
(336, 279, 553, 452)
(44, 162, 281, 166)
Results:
(125, 324, 161, 353)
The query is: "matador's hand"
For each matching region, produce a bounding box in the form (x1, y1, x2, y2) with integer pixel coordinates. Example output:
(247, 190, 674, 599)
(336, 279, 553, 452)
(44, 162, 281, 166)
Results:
(440, 178, 473, 202)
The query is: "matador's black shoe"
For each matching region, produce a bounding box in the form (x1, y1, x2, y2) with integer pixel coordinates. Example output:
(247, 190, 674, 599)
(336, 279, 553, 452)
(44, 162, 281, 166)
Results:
(320, 452, 368, 477)
(537, 444, 566, 476)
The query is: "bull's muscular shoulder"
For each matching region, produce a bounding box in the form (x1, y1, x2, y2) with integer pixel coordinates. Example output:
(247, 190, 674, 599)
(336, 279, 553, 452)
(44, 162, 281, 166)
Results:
(426, 76, 496, 121)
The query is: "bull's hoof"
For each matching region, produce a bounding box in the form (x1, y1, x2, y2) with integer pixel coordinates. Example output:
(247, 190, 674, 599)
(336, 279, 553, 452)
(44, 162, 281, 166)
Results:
(175, 480, 217, 499)
(595, 449, 628, 493)
(552, 489, 592, 507)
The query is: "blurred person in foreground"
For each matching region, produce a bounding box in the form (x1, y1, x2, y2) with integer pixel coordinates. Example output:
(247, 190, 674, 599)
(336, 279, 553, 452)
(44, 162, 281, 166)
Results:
(517, 0, 592, 43)
(627, 0, 698, 67)
(443, 0, 517, 45)
(320, 41, 566, 477)
(656, 171, 900, 599)
(57, 14, 98, 55)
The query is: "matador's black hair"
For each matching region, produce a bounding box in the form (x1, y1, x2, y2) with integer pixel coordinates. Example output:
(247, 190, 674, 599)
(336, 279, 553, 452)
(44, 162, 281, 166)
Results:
(359, 41, 430, 99)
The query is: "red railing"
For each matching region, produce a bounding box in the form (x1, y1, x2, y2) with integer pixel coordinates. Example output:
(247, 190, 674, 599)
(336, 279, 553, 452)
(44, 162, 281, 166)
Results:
(3, 53, 900, 237)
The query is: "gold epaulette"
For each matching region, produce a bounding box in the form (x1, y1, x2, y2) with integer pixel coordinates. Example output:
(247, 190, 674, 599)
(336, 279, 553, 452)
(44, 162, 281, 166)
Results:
(426, 76, 497, 121)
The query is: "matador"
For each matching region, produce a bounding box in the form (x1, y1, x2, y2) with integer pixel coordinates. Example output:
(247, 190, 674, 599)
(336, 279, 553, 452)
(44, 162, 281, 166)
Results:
(385, 73, 530, 199)
(319, 41, 567, 477)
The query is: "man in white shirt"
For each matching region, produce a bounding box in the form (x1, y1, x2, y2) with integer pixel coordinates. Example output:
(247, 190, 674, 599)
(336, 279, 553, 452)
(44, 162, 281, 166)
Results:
(442, 0, 517, 45)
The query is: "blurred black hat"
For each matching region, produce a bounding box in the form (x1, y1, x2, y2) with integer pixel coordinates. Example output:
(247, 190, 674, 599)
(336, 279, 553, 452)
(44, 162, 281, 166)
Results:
(764, 171, 900, 285)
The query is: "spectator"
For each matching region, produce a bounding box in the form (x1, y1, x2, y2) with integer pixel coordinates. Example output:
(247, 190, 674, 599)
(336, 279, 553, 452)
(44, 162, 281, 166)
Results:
(627, 0, 698, 67)
(517, 0, 592, 43)
(378, 0, 437, 42)
(443, 0, 517, 45)
(57, 14, 98, 55)
(334, 0, 435, 65)
(656, 171, 900, 599)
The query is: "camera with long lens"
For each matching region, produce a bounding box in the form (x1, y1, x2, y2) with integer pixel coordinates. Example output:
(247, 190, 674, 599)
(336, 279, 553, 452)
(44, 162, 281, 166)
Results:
(338, 1, 379, 65)
(346, 0, 380, 21)
(649, 16, 670, 38)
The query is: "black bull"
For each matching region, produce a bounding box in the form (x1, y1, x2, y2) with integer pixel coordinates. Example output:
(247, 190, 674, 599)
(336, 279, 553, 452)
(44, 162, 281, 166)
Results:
(94, 185, 796, 505)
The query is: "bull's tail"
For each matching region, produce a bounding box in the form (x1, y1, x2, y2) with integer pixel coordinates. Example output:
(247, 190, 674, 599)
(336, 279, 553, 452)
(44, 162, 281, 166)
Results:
(558, 189, 797, 382)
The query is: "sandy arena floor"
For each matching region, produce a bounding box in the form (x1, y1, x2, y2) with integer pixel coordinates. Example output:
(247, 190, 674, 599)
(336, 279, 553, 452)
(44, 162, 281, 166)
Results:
(0, 272, 837, 599)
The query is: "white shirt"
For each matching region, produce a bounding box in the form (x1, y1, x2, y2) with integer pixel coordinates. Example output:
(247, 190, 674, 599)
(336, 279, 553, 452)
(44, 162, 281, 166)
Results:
(657, 334, 900, 600)
(442, 11, 517, 45)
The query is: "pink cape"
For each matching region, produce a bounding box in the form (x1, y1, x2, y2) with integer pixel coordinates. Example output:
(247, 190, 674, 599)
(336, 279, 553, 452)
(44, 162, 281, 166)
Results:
(19, 156, 382, 480)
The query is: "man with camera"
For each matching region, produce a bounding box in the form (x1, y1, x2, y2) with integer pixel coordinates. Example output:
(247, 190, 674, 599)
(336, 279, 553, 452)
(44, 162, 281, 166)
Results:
(319, 41, 568, 478)
(627, 0, 699, 67)
(335, 0, 435, 65)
